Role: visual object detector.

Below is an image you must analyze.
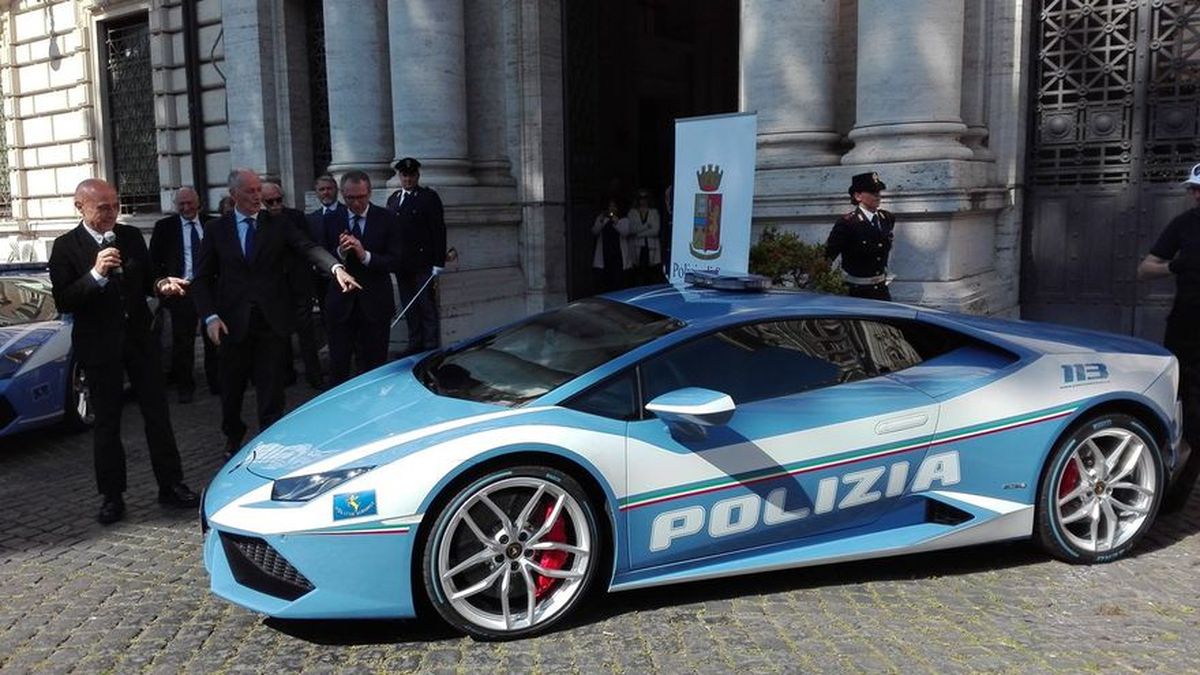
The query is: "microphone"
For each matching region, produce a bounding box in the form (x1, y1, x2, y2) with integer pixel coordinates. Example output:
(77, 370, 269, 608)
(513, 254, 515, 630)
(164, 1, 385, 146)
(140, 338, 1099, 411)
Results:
(101, 230, 123, 277)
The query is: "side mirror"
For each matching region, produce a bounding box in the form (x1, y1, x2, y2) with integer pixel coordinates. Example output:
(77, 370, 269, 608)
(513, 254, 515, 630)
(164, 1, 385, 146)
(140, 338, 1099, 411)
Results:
(645, 387, 736, 441)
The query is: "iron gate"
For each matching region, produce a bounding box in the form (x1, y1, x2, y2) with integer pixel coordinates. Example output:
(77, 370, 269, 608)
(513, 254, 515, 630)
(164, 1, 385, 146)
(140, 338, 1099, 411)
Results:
(102, 14, 160, 215)
(1022, 0, 1200, 339)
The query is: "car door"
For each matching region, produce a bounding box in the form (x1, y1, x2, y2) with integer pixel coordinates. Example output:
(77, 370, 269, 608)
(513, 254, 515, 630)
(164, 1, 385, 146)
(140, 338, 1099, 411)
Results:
(622, 317, 942, 569)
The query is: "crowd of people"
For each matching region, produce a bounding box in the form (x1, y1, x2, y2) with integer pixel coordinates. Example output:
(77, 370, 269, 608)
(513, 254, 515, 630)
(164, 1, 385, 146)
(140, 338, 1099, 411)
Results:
(49, 158, 447, 524)
(48, 160, 1200, 524)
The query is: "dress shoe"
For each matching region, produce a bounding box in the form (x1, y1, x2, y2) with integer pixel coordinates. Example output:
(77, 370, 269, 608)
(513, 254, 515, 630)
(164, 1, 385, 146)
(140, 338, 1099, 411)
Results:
(158, 482, 200, 508)
(97, 495, 125, 525)
(179, 389, 195, 404)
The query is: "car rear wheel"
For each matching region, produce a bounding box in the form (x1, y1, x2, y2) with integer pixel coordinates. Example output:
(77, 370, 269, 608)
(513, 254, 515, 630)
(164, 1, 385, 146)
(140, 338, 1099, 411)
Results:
(422, 465, 599, 640)
(63, 359, 94, 431)
(1035, 413, 1163, 563)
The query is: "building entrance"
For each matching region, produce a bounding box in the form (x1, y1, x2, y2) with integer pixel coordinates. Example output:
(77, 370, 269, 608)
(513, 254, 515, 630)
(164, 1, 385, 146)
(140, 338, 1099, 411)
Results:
(562, 0, 739, 299)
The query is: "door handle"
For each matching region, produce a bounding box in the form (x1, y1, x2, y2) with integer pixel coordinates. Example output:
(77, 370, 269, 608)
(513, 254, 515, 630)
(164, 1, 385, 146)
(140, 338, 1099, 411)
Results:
(875, 414, 929, 435)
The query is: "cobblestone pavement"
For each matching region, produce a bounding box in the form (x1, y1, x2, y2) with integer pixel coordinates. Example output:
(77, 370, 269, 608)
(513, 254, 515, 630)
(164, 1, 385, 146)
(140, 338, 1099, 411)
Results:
(0, 385, 1197, 674)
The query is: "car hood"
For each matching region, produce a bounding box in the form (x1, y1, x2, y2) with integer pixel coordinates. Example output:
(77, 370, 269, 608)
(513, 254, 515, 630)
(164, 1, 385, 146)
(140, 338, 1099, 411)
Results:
(240, 359, 523, 479)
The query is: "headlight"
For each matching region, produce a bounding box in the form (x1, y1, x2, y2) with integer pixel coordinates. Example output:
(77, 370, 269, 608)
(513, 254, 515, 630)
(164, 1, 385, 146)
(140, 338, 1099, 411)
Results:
(271, 466, 375, 502)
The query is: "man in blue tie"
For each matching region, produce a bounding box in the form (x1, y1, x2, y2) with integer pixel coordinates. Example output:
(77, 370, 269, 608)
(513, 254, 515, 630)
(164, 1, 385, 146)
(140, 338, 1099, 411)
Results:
(192, 169, 362, 459)
(150, 186, 219, 403)
(320, 170, 402, 384)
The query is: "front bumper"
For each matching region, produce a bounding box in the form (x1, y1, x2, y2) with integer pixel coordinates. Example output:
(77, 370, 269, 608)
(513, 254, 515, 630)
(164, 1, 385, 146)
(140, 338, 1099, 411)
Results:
(203, 524, 419, 619)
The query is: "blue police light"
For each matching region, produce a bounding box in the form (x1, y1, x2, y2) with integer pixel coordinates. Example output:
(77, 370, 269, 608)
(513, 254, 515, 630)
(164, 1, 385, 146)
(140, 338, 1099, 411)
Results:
(683, 270, 770, 291)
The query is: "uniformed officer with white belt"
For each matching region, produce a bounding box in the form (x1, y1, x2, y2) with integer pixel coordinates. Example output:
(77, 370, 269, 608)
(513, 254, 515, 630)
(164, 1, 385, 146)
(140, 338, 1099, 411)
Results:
(824, 172, 895, 301)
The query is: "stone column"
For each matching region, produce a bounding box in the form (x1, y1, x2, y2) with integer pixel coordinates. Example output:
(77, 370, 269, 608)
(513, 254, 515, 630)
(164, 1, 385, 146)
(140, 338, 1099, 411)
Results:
(323, 0, 393, 185)
(220, 0, 280, 179)
(465, 0, 515, 185)
(387, 0, 476, 186)
(960, 0, 994, 160)
(741, 0, 841, 167)
(842, 0, 973, 164)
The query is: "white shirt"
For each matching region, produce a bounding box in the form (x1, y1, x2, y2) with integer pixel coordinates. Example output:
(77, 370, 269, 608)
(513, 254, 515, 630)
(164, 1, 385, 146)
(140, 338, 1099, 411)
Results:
(84, 222, 110, 287)
(180, 215, 203, 280)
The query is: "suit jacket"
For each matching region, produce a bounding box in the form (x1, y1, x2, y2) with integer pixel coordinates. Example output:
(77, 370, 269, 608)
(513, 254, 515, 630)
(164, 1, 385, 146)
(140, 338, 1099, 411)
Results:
(49, 223, 158, 366)
(321, 204, 401, 323)
(306, 203, 348, 243)
(192, 209, 341, 342)
(149, 213, 208, 281)
(386, 186, 446, 274)
(824, 207, 895, 278)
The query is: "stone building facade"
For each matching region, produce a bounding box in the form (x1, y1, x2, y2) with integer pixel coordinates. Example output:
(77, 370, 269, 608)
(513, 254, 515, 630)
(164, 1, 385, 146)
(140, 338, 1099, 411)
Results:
(5, 0, 1185, 342)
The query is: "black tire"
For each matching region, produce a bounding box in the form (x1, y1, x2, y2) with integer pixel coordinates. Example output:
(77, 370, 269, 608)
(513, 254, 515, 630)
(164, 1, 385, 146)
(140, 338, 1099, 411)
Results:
(421, 465, 601, 640)
(62, 359, 94, 432)
(1034, 413, 1163, 564)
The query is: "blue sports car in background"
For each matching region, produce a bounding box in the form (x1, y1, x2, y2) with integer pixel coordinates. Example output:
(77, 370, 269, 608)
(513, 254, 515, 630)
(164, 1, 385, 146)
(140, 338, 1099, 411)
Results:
(0, 263, 92, 437)
(202, 274, 1191, 640)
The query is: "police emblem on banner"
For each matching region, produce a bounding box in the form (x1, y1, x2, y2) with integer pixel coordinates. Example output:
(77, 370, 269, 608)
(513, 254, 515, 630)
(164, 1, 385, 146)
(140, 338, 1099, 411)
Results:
(691, 164, 724, 260)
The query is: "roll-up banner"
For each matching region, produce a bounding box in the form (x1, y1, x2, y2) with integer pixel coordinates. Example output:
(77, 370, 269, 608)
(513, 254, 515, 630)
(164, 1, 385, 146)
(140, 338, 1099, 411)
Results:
(669, 111, 757, 285)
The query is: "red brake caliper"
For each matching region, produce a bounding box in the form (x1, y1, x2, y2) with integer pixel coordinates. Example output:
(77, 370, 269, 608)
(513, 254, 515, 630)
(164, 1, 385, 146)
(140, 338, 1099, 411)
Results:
(1059, 456, 1080, 500)
(533, 502, 568, 599)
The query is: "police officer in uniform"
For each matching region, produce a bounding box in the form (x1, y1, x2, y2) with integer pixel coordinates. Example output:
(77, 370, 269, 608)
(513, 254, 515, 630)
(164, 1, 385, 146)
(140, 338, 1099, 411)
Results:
(825, 172, 895, 301)
(1137, 162, 1200, 511)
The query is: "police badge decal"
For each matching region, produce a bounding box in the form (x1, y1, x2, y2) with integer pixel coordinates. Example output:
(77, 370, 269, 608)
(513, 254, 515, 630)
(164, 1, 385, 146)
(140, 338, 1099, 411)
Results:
(691, 164, 724, 260)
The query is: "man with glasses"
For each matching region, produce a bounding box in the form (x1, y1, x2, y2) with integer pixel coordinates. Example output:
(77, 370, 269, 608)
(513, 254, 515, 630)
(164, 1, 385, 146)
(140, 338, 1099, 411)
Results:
(49, 178, 199, 523)
(193, 169, 361, 459)
(319, 170, 402, 384)
(825, 172, 895, 301)
(1137, 162, 1200, 510)
(150, 186, 219, 403)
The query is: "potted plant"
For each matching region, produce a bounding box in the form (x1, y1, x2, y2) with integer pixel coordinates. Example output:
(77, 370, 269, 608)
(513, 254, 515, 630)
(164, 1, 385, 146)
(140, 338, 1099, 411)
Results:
(749, 226, 846, 294)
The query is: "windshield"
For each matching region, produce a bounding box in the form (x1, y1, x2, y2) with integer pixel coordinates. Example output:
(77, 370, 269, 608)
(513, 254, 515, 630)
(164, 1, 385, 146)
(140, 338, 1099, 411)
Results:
(417, 298, 680, 406)
(0, 276, 57, 326)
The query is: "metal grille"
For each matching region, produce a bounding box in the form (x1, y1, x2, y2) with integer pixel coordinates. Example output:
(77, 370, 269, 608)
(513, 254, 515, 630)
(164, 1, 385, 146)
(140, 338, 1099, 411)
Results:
(103, 16, 159, 214)
(1143, 2, 1200, 181)
(1031, 0, 1139, 186)
(0, 39, 10, 219)
(219, 531, 314, 600)
(306, 1, 331, 177)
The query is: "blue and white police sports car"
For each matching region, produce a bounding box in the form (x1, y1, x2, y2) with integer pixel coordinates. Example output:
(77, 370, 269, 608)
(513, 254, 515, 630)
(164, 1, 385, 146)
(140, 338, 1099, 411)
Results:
(0, 263, 92, 437)
(202, 275, 1189, 640)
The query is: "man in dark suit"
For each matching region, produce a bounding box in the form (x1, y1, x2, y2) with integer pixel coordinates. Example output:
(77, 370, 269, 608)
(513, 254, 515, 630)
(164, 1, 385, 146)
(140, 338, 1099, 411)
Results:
(263, 182, 325, 390)
(49, 178, 200, 524)
(321, 170, 402, 384)
(149, 186, 218, 403)
(386, 157, 446, 354)
(192, 168, 361, 458)
(304, 175, 346, 346)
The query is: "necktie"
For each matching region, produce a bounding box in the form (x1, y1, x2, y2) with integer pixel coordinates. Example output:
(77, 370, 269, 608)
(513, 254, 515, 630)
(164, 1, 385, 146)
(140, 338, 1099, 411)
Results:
(351, 214, 363, 239)
(871, 214, 881, 230)
(187, 221, 200, 277)
(398, 191, 410, 209)
(243, 217, 256, 260)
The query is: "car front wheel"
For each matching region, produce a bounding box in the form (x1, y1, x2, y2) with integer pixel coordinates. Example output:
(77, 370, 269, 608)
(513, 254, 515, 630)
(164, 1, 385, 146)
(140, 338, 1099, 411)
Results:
(1035, 413, 1163, 564)
(63, 359, 94, 431)
(422, 465, 600, 640)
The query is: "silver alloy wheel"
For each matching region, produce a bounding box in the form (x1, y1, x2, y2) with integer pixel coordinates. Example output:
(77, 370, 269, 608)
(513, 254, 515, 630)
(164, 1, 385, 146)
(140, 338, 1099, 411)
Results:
(1053, 426, 1157, 553)
(71, 362, 93, 425)
(436, 476, 592, 633)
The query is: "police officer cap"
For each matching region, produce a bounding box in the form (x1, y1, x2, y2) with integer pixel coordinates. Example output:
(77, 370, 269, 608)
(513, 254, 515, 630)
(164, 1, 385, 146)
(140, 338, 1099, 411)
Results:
(394, 157, 421, 174)
(1183, 163, 1200, 187)
(849, 172, 886, 196)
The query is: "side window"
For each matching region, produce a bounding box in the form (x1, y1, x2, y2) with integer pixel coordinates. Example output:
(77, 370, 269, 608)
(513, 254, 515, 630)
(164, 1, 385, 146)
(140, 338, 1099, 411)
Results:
(854, 319, 965, 374)
(564, 370, 638, 420)
(641, 319, 871, 405)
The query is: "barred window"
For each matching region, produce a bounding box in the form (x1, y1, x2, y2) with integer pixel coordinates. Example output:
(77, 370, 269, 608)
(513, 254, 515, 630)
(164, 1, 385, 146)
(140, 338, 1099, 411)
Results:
(101, 14, 160, 214)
